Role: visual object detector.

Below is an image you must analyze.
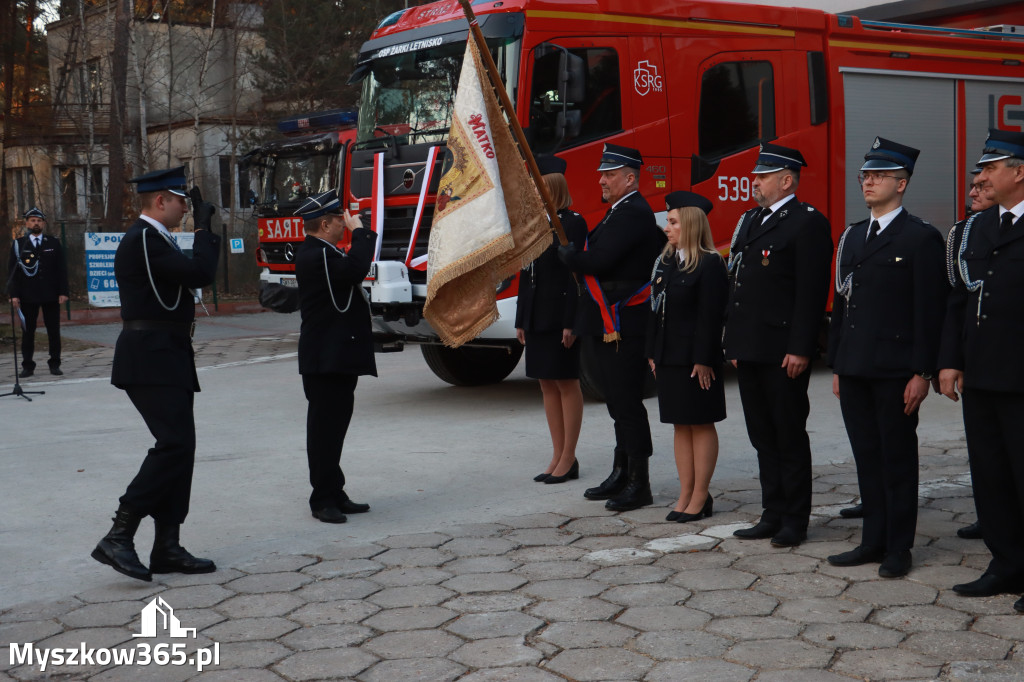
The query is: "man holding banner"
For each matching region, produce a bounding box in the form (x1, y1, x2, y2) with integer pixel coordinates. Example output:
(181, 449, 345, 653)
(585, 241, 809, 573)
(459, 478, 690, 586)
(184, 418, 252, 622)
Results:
(559, 145, 667, 511)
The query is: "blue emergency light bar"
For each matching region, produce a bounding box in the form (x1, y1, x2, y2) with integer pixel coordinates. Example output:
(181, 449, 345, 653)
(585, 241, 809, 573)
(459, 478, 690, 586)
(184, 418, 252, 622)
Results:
(277, 109, 358, 134)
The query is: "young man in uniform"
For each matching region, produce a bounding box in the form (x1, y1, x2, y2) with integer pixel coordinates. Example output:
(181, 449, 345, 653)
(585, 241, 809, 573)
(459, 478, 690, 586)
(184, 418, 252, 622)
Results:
(725, 143, 833, 548)
(940, 130, 1024, 610)
(294, 189, 377, 524)
(558, 144, 666, 511)
(827, 138, 946, 578)
(91, 167, 221, 582)
(7, 207, 69, 377)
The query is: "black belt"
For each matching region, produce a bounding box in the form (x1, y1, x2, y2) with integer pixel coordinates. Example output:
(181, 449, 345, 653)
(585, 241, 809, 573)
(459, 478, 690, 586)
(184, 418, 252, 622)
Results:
(123, 319, 195, 339)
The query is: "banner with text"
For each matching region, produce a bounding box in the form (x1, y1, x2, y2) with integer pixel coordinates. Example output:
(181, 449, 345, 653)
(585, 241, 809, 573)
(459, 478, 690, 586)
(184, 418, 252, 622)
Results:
(85, 232, 194, 307)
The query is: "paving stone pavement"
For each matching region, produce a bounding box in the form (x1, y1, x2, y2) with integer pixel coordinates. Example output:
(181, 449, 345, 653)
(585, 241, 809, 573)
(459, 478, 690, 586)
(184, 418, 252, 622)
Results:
(3, 419, 1022, 680)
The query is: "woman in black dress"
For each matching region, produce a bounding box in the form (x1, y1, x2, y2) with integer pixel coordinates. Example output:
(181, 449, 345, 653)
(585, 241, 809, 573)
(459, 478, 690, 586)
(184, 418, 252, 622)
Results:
(515, 156, 590, 484)
(647, 191, 728, 521)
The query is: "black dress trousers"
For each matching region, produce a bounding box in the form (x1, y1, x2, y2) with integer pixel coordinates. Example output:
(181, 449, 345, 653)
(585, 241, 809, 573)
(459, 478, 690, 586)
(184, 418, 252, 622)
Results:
(582, 334, 653, 457)
(302, 373, 358, 511)
(19, 300, 61, 369)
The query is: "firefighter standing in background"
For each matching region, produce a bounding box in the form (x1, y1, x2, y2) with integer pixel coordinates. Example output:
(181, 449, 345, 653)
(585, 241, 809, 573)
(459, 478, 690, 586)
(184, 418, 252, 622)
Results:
(92, 167, 221, 582)
(647, 191, 728, 523)
(515, 155, 589, 485)
(558, 143, 667, 511)
(940, 130, 1024, 611)
(7, 207, 69, 377)
(295, 189, 377, 524)
(827, 138, 946, 578)
(725, 143, 833, 548)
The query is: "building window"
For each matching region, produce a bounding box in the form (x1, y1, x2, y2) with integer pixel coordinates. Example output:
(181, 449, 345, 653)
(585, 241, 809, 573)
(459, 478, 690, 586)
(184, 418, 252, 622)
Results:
(54, 165, 108, 219)
(57, 166, 77, 218)
(699, 60, 776, 160)
(88, 166, 106, 218)
(219, 156, 245, 209)
(9, 169, 36, 219)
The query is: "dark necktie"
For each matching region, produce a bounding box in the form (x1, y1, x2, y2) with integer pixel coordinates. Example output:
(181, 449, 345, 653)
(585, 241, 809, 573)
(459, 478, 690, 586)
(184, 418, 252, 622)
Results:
(33, 237, 40, 248)
(1001, 212, 1015, 231)
(866, 220, 880, 243)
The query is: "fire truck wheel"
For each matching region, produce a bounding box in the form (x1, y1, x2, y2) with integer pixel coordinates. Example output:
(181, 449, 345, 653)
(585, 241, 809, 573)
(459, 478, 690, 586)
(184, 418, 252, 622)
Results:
(420, 343, 524, 386)
(578, 343, 657, 403)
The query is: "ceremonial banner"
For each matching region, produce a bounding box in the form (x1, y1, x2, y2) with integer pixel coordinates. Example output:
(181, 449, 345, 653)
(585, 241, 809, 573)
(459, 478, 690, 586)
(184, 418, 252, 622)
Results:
(424, 39, 549, 347)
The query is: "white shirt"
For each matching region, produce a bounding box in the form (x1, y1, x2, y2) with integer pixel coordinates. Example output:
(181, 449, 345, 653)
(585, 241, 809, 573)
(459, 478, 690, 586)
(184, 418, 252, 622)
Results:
(999, 199, 1024, 224)
(867, 206, 903, 239)
(139, 213, 173, 239)
(761, 194, 796, 223)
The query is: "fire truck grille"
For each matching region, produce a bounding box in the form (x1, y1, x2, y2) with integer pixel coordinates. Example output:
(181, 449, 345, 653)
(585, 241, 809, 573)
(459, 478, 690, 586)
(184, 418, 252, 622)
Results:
(360, 206, 433, 284)
(262, 242, 297, 266)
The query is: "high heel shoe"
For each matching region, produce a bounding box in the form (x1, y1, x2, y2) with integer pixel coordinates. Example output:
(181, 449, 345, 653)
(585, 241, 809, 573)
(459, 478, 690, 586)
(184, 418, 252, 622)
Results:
(533, 472, 551, 482)
(543, 460, 579, 484)
(676, 495, 713, 522)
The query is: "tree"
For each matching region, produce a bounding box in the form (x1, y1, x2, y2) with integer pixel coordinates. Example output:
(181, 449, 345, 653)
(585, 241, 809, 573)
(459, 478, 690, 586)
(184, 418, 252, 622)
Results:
(252, 0, 410, 115)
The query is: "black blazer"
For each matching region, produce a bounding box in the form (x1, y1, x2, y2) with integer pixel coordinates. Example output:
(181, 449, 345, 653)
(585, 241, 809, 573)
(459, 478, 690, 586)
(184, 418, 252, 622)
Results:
(515, 209, 588, 333)
(297, 229, 377, 377)
(939, 207, 1024, 392)
(646, 251, 728, 367)
(562, 192, 667, 336)
(828, 209, 946, 378)
(7, 234, 69, 303)
(111, 219, 221, 390)
(723, 196, 833, 363)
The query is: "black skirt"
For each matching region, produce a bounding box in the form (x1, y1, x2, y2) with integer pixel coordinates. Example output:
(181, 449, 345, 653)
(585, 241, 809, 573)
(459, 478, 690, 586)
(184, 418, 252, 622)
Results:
(656, 363, 726, 425)
(524, 330, 580, 380)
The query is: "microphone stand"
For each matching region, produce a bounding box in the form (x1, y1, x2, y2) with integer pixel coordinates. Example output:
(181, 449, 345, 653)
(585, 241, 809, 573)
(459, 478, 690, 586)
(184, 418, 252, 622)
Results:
(3, 286, 44, 401)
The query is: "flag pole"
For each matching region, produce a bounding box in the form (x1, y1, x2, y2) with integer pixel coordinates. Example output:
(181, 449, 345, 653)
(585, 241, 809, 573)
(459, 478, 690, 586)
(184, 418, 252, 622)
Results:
(456, 0, 568, 247)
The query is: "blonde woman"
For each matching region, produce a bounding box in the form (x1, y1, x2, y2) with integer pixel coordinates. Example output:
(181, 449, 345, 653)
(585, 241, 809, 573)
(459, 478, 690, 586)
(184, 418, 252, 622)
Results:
(647, 191, 728, 522)
(516, 156, 589, 484)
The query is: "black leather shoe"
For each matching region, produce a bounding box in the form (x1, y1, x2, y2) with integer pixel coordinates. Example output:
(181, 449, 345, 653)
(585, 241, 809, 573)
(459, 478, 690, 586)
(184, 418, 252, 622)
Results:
(677, 496, 714, 523)
(544, 460, 579, 484)
(150, 522, 216, 574)
(733, 520, 780, 539)
(312, 507, 347, 524)
(533, 472, 551, 482)
(91, 507, 152, 582)
(584, 449, 628, 500)
(20, 367, 34, 378)
(952, 573, 1024, 597)
(49, 366, 63, 376)
(878, 550, 912, 578)
(827, 545, 885, 567)
(839, 504, 864, 519)
(605, 456, 652, 511)
(770, 527, 807, 548)
(666, 510, 683, 522)
(1014, 595, 1024, 613)
(338, 499, 370, 514)
(957, 520, 983, 539)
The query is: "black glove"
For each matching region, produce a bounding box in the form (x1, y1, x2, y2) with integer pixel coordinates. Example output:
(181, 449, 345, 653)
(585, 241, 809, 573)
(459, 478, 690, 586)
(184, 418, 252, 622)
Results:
(189, 186, 216, 231)
(556, 243, 576, 264)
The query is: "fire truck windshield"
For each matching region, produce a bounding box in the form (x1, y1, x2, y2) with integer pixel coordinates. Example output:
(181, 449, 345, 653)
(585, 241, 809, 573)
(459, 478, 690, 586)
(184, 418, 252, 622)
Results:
(355, 36, 520, 148)
(263, 154, 333, 209)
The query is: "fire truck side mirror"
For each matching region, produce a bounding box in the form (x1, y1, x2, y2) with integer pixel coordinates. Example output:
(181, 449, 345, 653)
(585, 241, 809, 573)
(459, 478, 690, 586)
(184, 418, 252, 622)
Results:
(558, 50, 586, 104)
(557, 110, 582, 140)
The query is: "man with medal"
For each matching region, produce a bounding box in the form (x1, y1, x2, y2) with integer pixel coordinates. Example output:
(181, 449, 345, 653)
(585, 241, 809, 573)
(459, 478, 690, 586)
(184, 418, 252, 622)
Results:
(558, 144, 666, 511)
(827, 138, 945, 578)
(724, 143, 833, 548)
(91, 167, 221, 582)
(939, 129, 1024, 610)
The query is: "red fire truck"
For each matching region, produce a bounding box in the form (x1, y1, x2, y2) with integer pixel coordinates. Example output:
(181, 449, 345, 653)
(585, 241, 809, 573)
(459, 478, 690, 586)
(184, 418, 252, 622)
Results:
(244, 109, 359, 291)
(344, 0, 1024, 392)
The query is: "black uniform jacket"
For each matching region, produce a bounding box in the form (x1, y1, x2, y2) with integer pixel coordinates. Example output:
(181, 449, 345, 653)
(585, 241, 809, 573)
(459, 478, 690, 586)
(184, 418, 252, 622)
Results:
(828, 209, 946, 378)
(646, 252, 728, 367)
(562, 192, 667, 336)
(723, 196, 833, 363)
(939, 207, 1024, 392)
(515, 209, 588, 333)
(7, 234, 69, 303)
(111, 219, 221, 391)
(297, 229, 377, 377)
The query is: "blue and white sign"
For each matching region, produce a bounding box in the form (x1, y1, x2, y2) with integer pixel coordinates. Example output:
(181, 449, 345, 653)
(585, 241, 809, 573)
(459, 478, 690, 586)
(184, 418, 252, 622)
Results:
(229, 238, 244, 254)
(85, 232, 195, 307)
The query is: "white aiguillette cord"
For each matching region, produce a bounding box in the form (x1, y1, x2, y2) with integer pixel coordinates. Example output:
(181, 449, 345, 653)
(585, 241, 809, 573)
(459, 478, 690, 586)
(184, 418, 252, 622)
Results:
(142, 227, 209, 316)
(323, 242, 358, 314)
